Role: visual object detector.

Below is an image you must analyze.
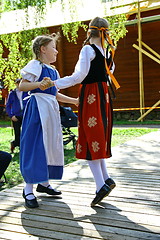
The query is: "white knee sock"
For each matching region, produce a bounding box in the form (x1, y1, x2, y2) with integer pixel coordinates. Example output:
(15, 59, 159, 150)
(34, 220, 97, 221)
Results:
(88, 160, 105, 192)
(100, 159, 110, 181)
(24, 183, 34, 200)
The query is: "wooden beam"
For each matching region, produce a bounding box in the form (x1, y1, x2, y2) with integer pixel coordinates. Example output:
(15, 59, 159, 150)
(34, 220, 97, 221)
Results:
(125, 14, 160, 26)
(137, 99, 160, 121)
(137, 40, 160, 59)
(109, 0, 160, 17)
(133, 44, 160, 64)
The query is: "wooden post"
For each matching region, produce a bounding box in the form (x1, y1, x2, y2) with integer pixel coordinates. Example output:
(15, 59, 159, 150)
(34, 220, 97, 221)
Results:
(137, 0, 145, 120)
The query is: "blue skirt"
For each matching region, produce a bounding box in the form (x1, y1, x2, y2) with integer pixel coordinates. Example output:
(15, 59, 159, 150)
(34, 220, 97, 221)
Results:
(20, 96, 63, 184)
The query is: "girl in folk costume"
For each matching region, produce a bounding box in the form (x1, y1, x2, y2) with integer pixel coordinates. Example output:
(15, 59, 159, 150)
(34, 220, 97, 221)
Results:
(19, 34, 78, 208)
(42, 17, 120, 206)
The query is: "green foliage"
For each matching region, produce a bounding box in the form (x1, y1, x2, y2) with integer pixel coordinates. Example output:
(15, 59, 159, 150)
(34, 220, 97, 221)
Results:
(0, 28, 48, 90)
(62, 21, 87, 44)
(107, 14, 128, 45)
(2, 0, 57, 14)
(61, 14, 128, 44)
(61, 0, 88, 43)
(61, 0, 128, 44)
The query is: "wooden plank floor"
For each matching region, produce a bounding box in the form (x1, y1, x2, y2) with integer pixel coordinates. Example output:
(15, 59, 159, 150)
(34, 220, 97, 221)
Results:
(0, 130, 160, 240)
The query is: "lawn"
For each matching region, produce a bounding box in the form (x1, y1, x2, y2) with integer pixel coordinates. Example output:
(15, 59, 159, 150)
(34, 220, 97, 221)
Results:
(0, 123, 158, 190)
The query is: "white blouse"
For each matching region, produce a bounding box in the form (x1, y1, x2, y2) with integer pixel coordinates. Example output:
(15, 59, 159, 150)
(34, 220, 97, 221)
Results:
(54, 44, 115, 90)
(20, 60, 60, 82)
(21, 60, 42, 82)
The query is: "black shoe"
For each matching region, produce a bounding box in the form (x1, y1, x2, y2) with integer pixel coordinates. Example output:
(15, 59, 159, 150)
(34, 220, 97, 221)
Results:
(22, 190, 39, 208)
(36, 184, 62, 195)
(105, 178, 116, 190)
(91, 184, 111, 207)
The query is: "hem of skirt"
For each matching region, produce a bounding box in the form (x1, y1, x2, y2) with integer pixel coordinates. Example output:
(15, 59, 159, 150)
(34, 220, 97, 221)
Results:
(48, 165, 63, 179)
(77, 154, 112, 161)
(23, 166, 63, 184)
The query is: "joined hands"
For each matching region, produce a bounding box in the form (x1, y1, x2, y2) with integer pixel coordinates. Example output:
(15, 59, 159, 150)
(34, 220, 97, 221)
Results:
(39, 77, 54, 91)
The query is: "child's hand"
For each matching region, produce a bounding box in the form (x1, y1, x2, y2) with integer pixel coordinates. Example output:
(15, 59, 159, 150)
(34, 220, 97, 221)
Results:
(39, 77, 54, 90)
(75, 97, 79, 107)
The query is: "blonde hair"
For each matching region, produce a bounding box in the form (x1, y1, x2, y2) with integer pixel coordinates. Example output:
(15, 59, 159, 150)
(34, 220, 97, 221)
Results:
(83, 17, 109, 46)
(32, 33, 59, 60)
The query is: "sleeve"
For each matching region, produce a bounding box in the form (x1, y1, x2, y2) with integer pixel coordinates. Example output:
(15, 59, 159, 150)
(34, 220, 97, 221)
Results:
(54, 45, 95, 89)
(20, 60, 42, 82)
(54, 69, 60, 92)
(55, 69, 60, 79)
(5, 92, 13, 117)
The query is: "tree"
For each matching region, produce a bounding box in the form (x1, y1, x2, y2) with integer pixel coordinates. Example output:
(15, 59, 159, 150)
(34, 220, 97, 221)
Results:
(0, 28, 48, 90)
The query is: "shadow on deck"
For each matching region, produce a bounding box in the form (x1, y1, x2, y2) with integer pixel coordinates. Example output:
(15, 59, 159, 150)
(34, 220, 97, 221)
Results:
(0, 131, 160, 239)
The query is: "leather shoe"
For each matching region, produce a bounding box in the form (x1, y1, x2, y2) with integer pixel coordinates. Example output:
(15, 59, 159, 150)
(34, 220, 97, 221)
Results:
(36, 184, 62, 195)
(105, 178, 116, 190)
(91, 184, 111, 207)
(22, 190, 39, 208)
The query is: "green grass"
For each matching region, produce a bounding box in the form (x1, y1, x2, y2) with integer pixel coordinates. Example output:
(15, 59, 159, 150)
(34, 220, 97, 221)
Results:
(63, 127, 158, 165)
(112, 128, 158, 146)
(1, 119, 160, 126)
(113, 120, 160, 125)
(0, 124, 158, 191)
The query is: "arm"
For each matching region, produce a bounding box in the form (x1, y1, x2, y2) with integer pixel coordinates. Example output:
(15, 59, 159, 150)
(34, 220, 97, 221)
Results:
(20, 60, 43, 91)
(5, 93, 12, 117)
(54, 45, 95, 90)
(19, 79, 41, 92)
(6, 91, 19, 121)
(56, 92, 78, 106)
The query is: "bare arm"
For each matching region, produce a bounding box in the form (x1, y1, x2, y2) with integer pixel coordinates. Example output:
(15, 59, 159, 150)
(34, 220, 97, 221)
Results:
(56, 92, 78, 106)
(19, 79, 40, 92)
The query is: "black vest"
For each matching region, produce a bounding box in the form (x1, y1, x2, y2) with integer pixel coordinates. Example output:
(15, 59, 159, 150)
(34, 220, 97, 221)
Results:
(82, 44, 111, 85)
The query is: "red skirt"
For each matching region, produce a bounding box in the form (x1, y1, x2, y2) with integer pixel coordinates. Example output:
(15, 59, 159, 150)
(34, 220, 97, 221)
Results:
(76, 82, 113, 160)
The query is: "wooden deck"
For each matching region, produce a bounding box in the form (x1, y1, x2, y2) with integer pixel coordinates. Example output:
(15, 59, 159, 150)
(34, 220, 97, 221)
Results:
(0, 131, 160, 240)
